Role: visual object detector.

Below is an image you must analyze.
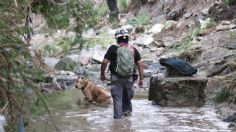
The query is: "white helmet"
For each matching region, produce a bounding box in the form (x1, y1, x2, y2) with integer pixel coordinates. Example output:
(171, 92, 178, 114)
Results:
(114, 29, 129, 39)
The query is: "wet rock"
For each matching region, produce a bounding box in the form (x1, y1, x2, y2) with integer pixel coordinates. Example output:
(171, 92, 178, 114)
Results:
(148, 61, 166, 73)
(227, 41, 236, 50)
(223, 113, 236, 122)
(148, 24, 165, 34)
(52, 71, 78, 89)
(54, 57, 77, 71)
(144, 69, 153, 77)
(75, 67, 87, 75)
(149, 76, 207, 107)
(229, 122, 236, 128)
(142, 60, 153, 69)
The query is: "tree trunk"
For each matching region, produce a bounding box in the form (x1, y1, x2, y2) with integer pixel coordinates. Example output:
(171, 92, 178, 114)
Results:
(106, 0, 119, 21)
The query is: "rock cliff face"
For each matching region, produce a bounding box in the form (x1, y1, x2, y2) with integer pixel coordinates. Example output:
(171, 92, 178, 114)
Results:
(149, 76, 207, 107)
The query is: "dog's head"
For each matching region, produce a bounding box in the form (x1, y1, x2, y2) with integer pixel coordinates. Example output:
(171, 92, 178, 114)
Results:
(75, 79, 88, 90)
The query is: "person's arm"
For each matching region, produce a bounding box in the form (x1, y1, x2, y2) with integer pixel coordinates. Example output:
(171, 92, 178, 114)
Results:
(133, 47, 144, 87)
(100, 58, 109, 81)
(137, 60, 144, 87)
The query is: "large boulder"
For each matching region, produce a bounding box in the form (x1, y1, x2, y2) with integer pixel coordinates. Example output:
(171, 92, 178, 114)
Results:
(209, 3, 236, 21)
(54, 57, 77, 71)
(149, 76, 208, 107)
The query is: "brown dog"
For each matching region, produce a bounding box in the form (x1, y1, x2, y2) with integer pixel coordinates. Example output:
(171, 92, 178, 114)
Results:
(75, 79, 111, 104)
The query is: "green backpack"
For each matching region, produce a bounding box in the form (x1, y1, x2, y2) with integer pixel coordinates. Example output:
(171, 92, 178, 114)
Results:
(115, 44, 135, 77)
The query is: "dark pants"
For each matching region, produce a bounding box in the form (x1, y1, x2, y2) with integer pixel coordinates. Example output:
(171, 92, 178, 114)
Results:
(111, 75, 134, 119)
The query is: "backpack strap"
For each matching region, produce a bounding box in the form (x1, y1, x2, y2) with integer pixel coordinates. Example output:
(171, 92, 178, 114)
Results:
(130, 45, 135, 58)
(116, 43, 135, 58)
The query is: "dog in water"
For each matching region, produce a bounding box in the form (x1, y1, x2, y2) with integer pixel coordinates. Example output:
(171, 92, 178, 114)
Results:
(75, 79, 111, 105)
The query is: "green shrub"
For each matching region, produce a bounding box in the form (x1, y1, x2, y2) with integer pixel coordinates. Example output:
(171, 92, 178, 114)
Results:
(128, 14, 150, 26)
(0, 0, 96, 129)
(214, 88, 230, 103)
(192, 27, 201, 38)
(118, 0, 127, 13)
(173, 36, 192, 54)
(200, 18, 216, 30)
(164, 21, 174, 30)
(96, 5, 109, 17)
(223, 0, 235, 5)
(83, 31, 115, 48)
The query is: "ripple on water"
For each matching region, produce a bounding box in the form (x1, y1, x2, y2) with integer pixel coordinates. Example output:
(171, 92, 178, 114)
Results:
(32, 98, 231, 132)
(59, 100, 230, 132)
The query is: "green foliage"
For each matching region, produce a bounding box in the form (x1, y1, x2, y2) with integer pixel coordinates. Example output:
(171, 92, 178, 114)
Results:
(223, 0, 235, 5)
(0, 0, 96, 129)
(32, 0, 96, 32)
(214, 88, 230, 103)
(43, 35, 80, 57)
(95, 4, 109, 18)
(128, 14, 150, 26)
(83, 31, 115, 48)
(164, 21, 174, 30)
(192, 27, 201, 38)
(118, 0, 127, 13)
(200, 18, 216, 30)
(173, 36, 192, 54)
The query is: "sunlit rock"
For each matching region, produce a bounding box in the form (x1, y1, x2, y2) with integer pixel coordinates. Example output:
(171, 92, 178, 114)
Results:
(148, 24, 164, 34)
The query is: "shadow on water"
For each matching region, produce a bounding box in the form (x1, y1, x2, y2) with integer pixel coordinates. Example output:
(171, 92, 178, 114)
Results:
(27, 88, 231, 132)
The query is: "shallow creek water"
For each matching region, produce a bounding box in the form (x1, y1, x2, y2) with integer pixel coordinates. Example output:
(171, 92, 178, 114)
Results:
(28, 88, 231, 132)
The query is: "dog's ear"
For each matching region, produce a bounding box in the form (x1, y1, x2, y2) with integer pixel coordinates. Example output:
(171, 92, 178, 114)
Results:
(82, 80, 88, 86)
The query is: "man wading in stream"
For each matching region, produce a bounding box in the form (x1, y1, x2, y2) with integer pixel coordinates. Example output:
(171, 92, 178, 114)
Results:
(100, 29, 144, 119)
